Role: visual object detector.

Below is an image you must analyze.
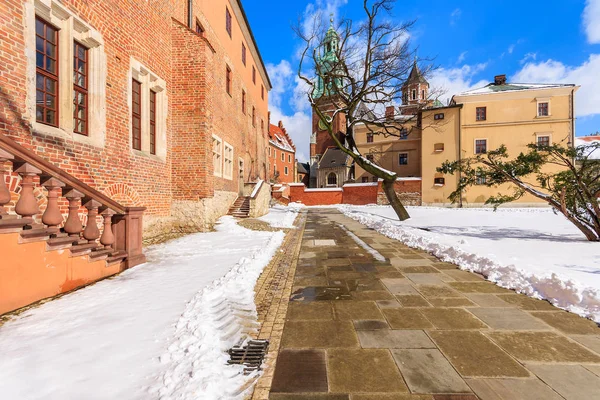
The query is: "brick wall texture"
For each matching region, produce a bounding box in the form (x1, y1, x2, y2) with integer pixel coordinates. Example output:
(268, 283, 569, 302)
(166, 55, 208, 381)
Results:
(0, 0, 271, 237)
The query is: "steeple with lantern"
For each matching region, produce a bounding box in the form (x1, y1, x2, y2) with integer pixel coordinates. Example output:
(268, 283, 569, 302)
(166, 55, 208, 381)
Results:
(314, 16, 344, 99)
(402, 57, 429, 107)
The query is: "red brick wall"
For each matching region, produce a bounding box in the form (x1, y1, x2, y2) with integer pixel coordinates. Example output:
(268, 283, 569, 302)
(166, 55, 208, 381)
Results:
(287, 180, 422, 206)
(342, 184, 379, 205)
(171, 19, 211, 200)
(0, 0, 174, 216)
(289, 185, 342, 206)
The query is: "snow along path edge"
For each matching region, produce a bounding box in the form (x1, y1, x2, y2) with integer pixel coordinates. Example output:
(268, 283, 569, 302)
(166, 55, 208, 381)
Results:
(338, 206, 600, 323)
(148, 217, 285, 400)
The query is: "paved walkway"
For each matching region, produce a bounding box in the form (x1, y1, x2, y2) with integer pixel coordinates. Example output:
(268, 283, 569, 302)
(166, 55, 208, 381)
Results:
(267, 209, 600, 400)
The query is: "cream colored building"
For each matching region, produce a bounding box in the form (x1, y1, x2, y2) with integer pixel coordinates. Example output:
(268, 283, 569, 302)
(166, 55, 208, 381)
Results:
(353, 73, 579, 206)
(422, 75, 578, 206)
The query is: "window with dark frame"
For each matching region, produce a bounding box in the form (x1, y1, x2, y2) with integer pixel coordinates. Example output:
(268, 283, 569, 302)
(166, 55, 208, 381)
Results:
(261, 119, 264, 132)
(366, 133, 374, 143)
(400, 127, 409, 139)
(149, 90, 156, 155)
(242, 43, 246, 66)
(399, 153, 408, 165)
(196, 20, 205, 36)
(131, 79, 142, 150)
(252, 106, 256, 127)
(434, 113, 444, 120)
(242, 90, 246, 114)
(226, 7, 232, 37)
(73, 41, 88, 135)
(434, 177, 445, 185)
(226, 65, 231, 95)
(372, 176, 378, 182)
(476, 106, 487, 121)
(36, 17, 59, 127)
(327, 173, 337, 186)
(475, 139, 487, 154)
(252, 66, 256, 84)
(261, 85, 264, 100)
(537, 135, 550, 146)
(412, 89, 416, 100)
(475, 171, 487, 185)
(362, 177, 368, 183)
(538, 102, 549, 117)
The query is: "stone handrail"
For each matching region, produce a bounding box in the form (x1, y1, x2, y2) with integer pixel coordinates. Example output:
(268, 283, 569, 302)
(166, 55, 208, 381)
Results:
(0, 133, 145, 268)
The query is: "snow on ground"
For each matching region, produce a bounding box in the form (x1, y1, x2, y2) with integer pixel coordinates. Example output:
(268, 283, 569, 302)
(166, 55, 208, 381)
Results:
(339, 205, 600, 322)
(0, 216, 284, 400)
(258, 203, 304, 228)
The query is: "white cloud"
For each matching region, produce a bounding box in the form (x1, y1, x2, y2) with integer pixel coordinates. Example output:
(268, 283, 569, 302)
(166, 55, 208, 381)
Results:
(457, 51, 468, 64)
(520, 52, 537, 64)
(508, 44, 516, 54)
(583, 0, 600, 44)
(450, 8, 462, 25)
(266, 60, 293, 108)
(513, 55, 600, 117)
(269, 107, 312, 163)
(429, 63, 489, 104)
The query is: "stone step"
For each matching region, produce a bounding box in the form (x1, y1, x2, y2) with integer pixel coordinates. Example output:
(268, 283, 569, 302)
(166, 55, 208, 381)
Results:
(47, 235, 78, 251)
(0, 217, 33, 234)
(20, 227, 59, 243)
(89, 248, 114, 262)
(70, 242, 99, 257)
(106, 251, 127, 266)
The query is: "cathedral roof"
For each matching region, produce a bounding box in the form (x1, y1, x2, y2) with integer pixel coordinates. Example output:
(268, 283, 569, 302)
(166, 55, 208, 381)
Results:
(319, 147, 351, 168)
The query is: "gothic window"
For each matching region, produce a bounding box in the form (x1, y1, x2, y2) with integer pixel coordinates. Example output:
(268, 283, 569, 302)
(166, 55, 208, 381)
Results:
(327, 172, 337, 186)
(131, 79, 142, 150)
(73, 41, 88, 135)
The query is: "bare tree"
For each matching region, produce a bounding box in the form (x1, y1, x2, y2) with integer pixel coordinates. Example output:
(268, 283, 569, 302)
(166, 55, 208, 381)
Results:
(295, 0, 435, 221)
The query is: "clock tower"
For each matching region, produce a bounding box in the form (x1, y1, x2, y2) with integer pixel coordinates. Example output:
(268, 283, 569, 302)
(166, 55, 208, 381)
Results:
(309, 18, 346, 170)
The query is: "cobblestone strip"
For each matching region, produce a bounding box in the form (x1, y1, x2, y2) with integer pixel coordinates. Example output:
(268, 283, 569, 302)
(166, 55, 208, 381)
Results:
(250, 211, 307, 400)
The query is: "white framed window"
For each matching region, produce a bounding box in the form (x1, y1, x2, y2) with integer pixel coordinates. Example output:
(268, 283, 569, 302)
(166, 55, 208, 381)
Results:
(27, 0, 107, 147)
(536, 133, 552, 146)
(288, 154, 291, 163)
(281, 152, 284, 162)
(212, 134, 223, 177)
(537, 98, 551, 117)
(284, 166, 289, 175)
(223, 142, 234, 180)
(475, 138, 488, 154)
(129, 59, 167, 158)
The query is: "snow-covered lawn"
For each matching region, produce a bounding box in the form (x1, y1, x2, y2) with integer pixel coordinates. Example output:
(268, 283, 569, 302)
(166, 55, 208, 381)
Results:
(258, 203, 303, 228)
(0, 216, 286, 400)
(339, 205, 600, 322)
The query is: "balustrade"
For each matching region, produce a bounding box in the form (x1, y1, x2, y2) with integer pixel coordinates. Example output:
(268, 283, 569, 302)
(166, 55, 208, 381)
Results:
(0, 149, 13, 217)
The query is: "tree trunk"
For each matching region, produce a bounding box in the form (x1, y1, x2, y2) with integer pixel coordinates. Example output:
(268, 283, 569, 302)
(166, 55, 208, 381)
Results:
(382, 179, 410, 221)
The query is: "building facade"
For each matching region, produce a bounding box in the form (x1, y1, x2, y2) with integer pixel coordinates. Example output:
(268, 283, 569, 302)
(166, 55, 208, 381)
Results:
(0, 0, 271, 240)
(421, 75, 578, 206)
(268, 121, 296, 184)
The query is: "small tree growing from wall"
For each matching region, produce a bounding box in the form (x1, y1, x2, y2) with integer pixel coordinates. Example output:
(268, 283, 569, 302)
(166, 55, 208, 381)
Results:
(438, 142, 600, 242)
(295, 0, 436, 221)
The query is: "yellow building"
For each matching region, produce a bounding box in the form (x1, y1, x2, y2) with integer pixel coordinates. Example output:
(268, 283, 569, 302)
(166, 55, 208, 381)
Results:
(422, 75, 578, 206)
(353, 73, 579, 206)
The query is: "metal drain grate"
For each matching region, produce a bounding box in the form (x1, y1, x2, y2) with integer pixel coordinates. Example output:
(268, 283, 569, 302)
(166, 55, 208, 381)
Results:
(228, 339, 269, 373)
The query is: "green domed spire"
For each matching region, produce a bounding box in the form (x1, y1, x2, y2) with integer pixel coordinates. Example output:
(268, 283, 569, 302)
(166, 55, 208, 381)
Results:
(314, 15, 343, 99)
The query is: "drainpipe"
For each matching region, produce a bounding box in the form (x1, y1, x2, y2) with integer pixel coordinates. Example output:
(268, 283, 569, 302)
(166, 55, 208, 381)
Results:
(188, 0, 193, 29)
(457, 106, 463, 208)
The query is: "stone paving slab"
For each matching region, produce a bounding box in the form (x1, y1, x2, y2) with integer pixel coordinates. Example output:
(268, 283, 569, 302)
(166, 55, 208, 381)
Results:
(392, 349, 471, 394)
(465, 378, 563, 400)
(526, 364, 600, 399)
(260, 209, 600, 400)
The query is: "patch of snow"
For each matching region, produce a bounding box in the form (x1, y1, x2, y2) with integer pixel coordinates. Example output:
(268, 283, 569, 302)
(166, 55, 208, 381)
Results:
(343, 182, 378, 187)
(305, 188, 343, 192)
(258, 204, 302, 229)
(338, 205, 600, 322)
(250, 179, 264, 198)
(0, 216, 283, 400)
(337, 223, 386, 262)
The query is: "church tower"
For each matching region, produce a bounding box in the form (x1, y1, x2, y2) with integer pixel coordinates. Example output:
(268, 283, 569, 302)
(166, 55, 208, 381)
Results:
(400, 60, 429, 115)
(310, 18, 346, 169)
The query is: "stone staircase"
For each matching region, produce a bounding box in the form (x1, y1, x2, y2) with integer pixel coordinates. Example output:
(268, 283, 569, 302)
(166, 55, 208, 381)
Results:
(228, 196, 251, 218)
(0, 133, 146, 315)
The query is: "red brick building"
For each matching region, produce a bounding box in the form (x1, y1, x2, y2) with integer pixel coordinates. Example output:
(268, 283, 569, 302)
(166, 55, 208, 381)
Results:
(268, 121, 296, 184)
(0, 0, 271, 239)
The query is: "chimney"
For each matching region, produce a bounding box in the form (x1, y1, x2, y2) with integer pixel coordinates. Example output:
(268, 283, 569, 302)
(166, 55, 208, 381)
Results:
(494, 74, 507, 86)
(385, 106, 395, 120)
(278, 120, 284, 129)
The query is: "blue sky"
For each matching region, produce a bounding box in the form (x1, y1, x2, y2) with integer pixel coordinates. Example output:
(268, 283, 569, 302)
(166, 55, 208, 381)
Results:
(243, 0, 600, 161)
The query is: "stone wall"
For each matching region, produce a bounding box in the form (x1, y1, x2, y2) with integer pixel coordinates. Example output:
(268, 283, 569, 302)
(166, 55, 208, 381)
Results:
(249, 181, 271, 218)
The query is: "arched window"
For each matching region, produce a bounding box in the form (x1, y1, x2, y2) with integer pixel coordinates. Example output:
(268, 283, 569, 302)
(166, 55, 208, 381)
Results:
(327, 172, 337, 186)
